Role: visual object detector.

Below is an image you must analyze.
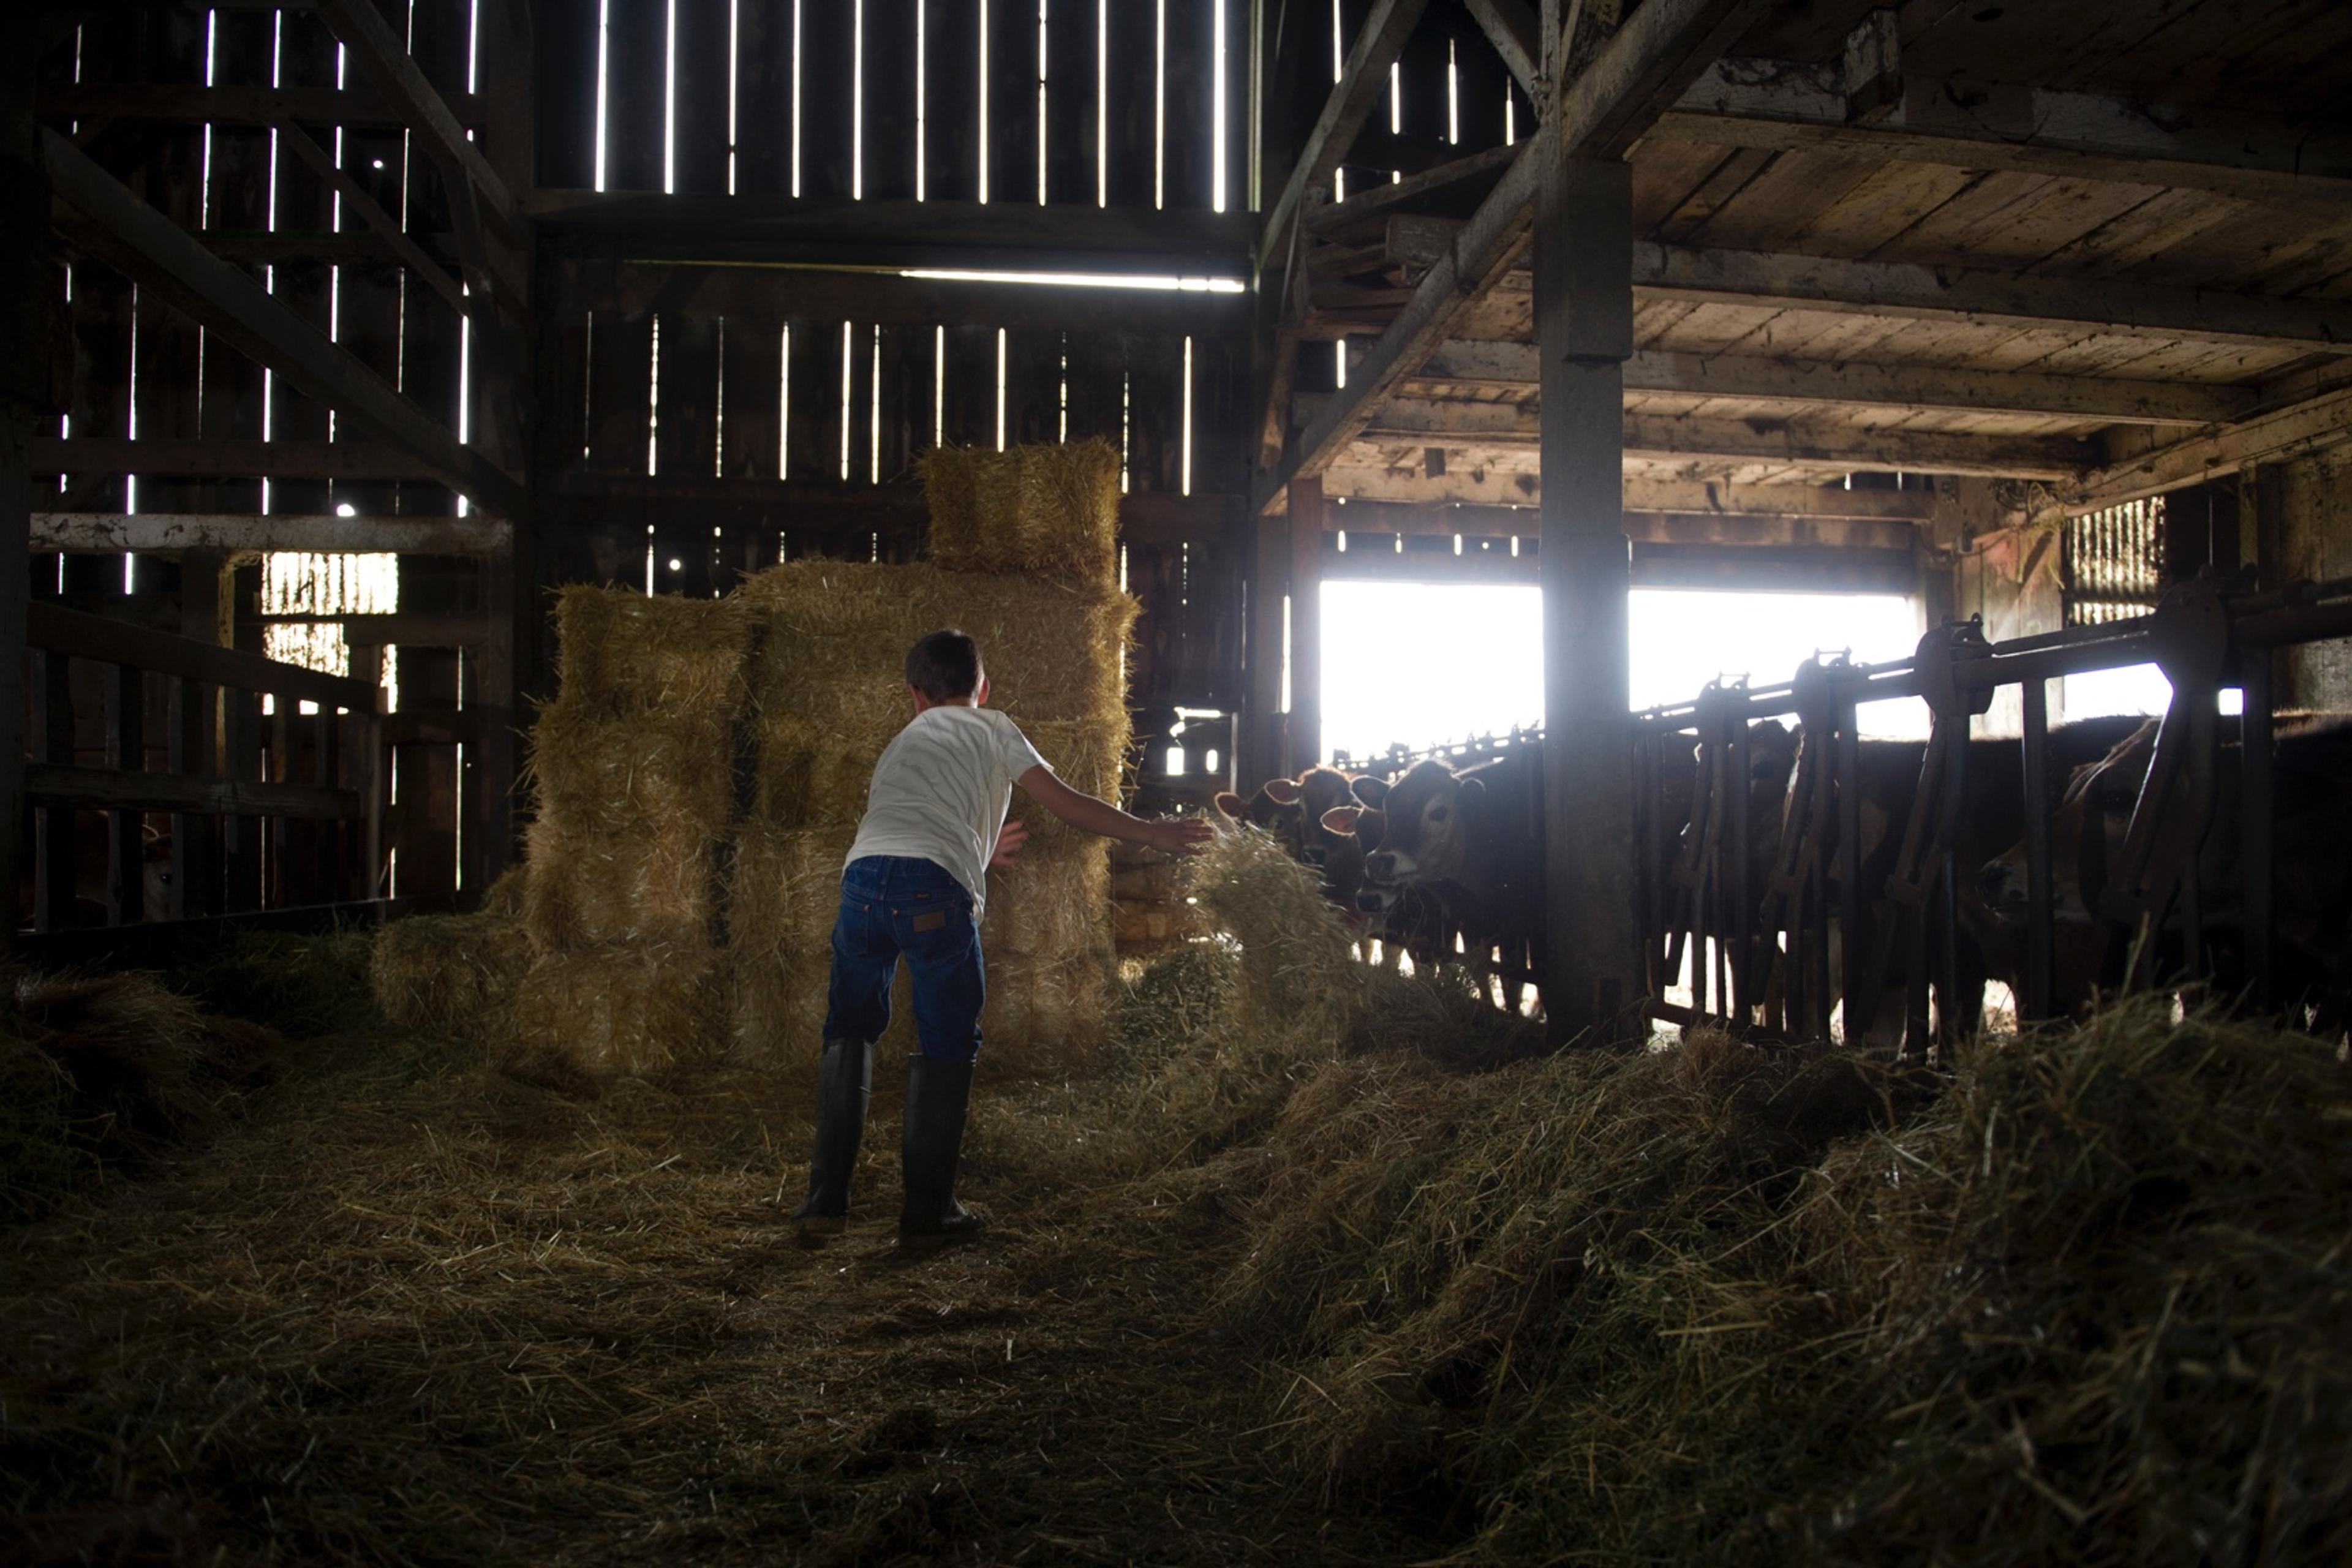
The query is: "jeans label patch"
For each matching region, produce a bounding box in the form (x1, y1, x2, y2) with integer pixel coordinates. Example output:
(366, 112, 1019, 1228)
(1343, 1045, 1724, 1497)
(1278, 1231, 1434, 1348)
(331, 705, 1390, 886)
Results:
(910, 910, 949, 933)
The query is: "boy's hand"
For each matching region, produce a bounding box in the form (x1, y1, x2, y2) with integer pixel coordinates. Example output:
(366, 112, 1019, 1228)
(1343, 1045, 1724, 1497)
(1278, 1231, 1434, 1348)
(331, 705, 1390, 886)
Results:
(990, 821, 1030, 869)
(1147, 817, 1217, 858)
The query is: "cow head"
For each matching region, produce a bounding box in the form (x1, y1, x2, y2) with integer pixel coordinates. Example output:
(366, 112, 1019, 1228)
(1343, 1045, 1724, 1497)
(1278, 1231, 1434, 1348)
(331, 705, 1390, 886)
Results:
(1978, 720, 2155, 924)
(1214, 775, 1306, 857)
(1355, 759, 1479, 885)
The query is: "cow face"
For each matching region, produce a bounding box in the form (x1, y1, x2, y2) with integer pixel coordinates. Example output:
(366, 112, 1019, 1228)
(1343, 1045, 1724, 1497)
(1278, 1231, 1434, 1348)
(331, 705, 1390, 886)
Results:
(1213, 775, 1306, 857)
(1978, 721, 2154, 924)
(1359, 759, 1480, 885)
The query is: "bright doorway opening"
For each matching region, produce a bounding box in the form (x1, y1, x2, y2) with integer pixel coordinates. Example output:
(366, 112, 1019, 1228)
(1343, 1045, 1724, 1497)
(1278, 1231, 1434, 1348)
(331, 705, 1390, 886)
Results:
(1316, 582, 1928, 764)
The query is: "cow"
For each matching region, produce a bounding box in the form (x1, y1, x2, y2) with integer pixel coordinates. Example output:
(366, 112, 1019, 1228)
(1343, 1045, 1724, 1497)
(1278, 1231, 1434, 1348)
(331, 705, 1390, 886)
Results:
(1216, 766, 1371, 912)
(1973, 713, 2352, 1029)
(1331, 751, 1545, 1005)
(16, 811, 177, 929)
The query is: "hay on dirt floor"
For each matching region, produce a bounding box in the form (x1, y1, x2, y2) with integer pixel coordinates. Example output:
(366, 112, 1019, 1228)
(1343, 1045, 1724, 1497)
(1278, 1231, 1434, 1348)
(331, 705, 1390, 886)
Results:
(369, 872, 535, 1035)
(507, 944, 726, 1080)
(1, 969, 283, 1216)
(919, 440, 1120, 585)
(1204, 995, 2352, 1565)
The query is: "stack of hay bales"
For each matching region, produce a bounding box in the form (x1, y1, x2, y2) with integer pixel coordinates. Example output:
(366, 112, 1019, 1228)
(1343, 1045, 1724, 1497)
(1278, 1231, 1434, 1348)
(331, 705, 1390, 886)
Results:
(731, 438, 1134, 1077)
(393, 439, 1135, 1083)
(507, 589, 755, 1076)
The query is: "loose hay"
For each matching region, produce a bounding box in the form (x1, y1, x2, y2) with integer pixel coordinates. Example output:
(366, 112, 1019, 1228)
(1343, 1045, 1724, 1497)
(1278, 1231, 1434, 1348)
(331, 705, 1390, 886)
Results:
(919, 439, 1120, 585)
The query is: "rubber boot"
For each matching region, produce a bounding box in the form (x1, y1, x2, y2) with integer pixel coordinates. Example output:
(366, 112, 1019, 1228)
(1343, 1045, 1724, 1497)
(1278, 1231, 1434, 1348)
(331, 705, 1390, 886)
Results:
(792, 1037, 873, 1237)
(898, 1053, 984, 1250)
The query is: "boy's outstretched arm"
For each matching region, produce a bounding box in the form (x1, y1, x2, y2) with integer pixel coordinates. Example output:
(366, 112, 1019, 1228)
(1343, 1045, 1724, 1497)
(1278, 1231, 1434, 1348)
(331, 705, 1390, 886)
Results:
(1016, 766, 1215, 856)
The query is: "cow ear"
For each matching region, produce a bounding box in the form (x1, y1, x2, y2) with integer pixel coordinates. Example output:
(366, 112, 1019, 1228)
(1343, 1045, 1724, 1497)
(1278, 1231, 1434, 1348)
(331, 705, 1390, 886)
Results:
(1261, 777, 1301, 806)
(1321, 805, 1363, 836)
(1213, 791, 1247, 819)
(1352, 775, 1390, 807)
(1459, 775, 1486, 801)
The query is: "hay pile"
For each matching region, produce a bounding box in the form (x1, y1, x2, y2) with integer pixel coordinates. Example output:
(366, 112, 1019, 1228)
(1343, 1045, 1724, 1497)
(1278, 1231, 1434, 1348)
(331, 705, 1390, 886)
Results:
(0, 968, 282, 1219)
(1208, 1000, 2352, 1564)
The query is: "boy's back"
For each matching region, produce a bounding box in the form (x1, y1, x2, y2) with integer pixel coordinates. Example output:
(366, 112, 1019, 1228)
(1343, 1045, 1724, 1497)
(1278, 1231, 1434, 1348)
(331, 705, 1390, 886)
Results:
(846, 704, 1044, 917)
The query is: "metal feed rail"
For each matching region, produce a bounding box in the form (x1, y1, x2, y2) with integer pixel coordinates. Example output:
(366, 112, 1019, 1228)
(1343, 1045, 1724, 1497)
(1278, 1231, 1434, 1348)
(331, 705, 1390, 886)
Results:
(1635, 573, 2352, 1060)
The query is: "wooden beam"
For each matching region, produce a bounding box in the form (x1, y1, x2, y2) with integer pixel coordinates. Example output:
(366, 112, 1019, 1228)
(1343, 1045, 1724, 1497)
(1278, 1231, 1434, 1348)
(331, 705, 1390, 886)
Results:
(1257, 0, 1433, 276)
(1, 40, 36, 957)
(1461, 0, 1543, 96)
(29, 602, 379, 710)
(278, 124, 471, 318)
(1286, 477, 1327, 774)
(2065, 387, 2352, 513)
(36, 83, 487, 130)
(25, 763, 362, 821)
(1538, 155, 1639, 1042)
(29, 438, 439, 480)
(1331, 498, 1917, 550)
(1311, 392, 2095, 476)
(1656, 62, 2352, 213)
(1387, 219, 2352, 353)
(534, 193, 1254, 274)
(1261, 0, 1776, 511)
(559, 258, 1252, 336)
(1328, 469, 1940, 516)
(42, 129, 526, 514)
(314, 0, 524, 247)
(33, 511, 511, 556)
(1412, 341, 2258, 425)
(1303, 143, 1520, 239)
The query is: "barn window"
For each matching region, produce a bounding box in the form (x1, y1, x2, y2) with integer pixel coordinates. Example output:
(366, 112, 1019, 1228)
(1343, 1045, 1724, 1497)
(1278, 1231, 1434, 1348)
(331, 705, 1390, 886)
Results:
(2061, 497, 2178, 720)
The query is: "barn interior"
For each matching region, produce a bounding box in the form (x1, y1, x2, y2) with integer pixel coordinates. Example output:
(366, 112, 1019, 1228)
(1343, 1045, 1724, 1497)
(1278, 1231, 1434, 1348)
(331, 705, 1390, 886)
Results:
(7, 2, 2352, 1562)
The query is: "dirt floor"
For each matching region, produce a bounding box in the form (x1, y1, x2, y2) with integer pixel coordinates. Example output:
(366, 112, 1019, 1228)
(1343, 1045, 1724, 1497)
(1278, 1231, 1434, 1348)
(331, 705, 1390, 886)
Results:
(0, 1018, 1457, 1566)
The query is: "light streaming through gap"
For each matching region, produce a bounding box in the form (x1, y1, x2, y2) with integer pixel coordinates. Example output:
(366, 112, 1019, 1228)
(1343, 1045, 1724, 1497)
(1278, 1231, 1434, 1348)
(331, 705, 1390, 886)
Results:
(840, 321, 854, 478)
(1212, 0, 1227, 211)
(852, 0, 864, 198)
(995, 328, 1008, 450)
(977, 0, 990, 203)
(664, 0, 678, 192)
(594, 0, 612, 190)
(1096, 0, 1107, 205)
(1180, 336, 1193, 496)
(914, 0, 927, 198)
(1036, 0, 1048, 205)
(1153, 0, 1166, 208)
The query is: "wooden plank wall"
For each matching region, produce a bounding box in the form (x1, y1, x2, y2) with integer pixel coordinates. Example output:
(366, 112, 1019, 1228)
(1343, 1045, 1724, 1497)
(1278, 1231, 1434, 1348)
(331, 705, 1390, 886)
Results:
(31, 0, 496, 911)
(533, 0, 1258, 759)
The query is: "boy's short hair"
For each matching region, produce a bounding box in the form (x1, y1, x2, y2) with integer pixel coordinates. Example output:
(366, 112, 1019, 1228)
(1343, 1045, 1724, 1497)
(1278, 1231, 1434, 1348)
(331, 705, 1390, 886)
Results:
(906, 629, 982, 701)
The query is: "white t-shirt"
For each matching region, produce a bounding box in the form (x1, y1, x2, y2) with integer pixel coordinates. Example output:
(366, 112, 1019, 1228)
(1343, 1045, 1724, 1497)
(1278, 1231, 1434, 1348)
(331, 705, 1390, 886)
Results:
(843, 705, 1050, 914)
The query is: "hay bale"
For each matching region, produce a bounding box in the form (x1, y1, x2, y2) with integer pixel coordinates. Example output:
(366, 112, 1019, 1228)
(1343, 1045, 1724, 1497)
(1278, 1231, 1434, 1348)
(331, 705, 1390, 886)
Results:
(520, 816, 723, 953)
(984, 842, 1112, 960)
(745, 709, 884, 829)
(919, 440, 1120, 586)
(527, 704, 742, 837)
(737, 562, 1137, 726)
(549, 583, 754, 715)
(723, 825, 848, 1066)
(508, 944, 726, 1079)
(369, 903, 533, 1034)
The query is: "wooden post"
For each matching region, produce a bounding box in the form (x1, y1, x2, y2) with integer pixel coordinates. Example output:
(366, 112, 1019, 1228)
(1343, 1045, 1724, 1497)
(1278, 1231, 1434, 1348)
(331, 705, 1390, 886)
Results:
(1536, 157, 1638, 1046)
(1, 40, 40, 950)
(1285, 475, 1325, 774)
(1244, 505, 1289, 787)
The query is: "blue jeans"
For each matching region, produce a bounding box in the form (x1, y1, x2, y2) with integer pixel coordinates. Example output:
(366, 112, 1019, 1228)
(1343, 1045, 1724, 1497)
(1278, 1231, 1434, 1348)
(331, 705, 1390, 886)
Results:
(823, 856, 986, 1063)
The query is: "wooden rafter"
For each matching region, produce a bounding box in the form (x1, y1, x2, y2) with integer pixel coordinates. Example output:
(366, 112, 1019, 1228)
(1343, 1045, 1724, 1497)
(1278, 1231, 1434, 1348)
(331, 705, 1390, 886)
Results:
(1261, 0, 1777, 513)
(1461, 0, 1542, 97)
(42, 128, 525, 514)
(2065, 388, 2352, 512)
(1656, 61, 2352, 213)
(1310, 391, 2094, 477)
(1257, 0, 1433, 277)
(1385, 219, 2352, 353)
(1410, 341, 2260, 425)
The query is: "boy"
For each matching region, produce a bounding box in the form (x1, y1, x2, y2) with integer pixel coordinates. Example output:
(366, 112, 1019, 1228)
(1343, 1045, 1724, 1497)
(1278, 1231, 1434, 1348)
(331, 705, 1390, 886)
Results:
(794, 628, 1214, 1248)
